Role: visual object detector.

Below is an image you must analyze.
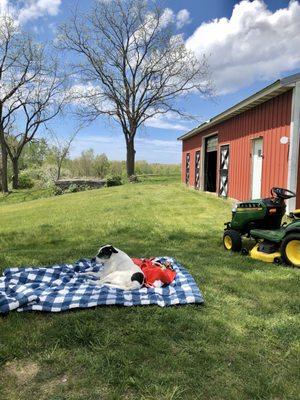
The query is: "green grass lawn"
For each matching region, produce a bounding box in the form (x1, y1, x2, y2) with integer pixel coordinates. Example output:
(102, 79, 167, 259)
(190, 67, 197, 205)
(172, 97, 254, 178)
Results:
(0, 177, 299, 400)
(0, 187, 54, 205)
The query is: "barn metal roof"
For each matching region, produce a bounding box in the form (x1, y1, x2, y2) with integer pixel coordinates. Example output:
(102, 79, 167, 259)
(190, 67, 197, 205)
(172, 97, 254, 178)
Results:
(178, 73, 300, 141)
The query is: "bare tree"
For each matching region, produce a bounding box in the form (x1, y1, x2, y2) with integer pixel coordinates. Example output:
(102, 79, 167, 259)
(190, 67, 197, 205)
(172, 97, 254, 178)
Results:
(0, 150, 2, 191)
(3, 60, 66, 189)
(48, 126, 81, 181)
(0, 15, 45, 192)
(0, 14, 67, 191)
(59, 0, 211, 177)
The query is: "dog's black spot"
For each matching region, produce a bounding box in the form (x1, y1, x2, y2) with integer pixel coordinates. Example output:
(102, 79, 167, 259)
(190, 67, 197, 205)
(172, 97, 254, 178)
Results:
(131, 272, 144, 285)
(97, 245, 118, 259)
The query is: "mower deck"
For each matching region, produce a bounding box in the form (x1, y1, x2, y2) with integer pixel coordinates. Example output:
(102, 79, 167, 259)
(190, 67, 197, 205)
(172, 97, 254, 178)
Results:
(250, 244, 281, 263)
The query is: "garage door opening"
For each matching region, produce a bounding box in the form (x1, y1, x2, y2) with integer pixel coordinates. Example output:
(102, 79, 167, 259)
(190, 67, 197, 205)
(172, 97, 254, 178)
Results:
(204, 135, 218, 192)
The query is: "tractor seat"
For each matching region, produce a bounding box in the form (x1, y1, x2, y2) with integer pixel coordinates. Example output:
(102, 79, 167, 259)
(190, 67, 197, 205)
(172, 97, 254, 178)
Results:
(250, 228, 285, 243)
(289, 209, 300, 219)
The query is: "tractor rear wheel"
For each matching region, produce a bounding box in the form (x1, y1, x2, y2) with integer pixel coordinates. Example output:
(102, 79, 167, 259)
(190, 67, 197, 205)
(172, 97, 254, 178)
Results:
(281, 234, 300, 267)
(223, 230, 242, 252)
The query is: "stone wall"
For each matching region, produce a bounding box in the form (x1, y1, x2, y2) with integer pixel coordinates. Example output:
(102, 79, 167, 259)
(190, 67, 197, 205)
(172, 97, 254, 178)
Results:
(55, 179, 106, 190)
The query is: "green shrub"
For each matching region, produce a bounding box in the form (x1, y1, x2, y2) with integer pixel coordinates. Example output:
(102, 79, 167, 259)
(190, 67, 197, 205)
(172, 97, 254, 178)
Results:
(79, 184, 93, 191)
(106, 175, 122, 187)
(65, 183, 79, 193)
(53, 186, 63, 196)
(40, 165, 57, 187)
(23, 167, 43, 181)
(18, 173, 34, 189)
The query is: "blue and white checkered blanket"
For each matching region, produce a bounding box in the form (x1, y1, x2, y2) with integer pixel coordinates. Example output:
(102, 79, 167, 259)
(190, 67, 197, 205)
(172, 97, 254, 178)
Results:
(0, 257, 204, 313)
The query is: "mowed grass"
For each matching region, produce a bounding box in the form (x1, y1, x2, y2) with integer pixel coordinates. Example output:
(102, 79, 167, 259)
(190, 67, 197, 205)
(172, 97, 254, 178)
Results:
(0, 187, 54, 205)
(0, 176, 299, 400)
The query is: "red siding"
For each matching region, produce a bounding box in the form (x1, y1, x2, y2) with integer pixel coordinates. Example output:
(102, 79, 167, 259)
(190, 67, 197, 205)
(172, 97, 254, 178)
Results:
(182, 90, 293, 201)
(297, 147, 300, 209)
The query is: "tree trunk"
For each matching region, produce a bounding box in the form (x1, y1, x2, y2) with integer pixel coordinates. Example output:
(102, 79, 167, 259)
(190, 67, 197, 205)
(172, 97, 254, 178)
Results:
(12, 157, 19, 189)
(57, 160, 62, 181)
(126, 138, 135, 177)
(0, 134, 8, 193)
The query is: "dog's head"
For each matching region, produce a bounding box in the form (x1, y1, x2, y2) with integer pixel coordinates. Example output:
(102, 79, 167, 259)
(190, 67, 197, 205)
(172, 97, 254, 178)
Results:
(93, 244, 118, 263)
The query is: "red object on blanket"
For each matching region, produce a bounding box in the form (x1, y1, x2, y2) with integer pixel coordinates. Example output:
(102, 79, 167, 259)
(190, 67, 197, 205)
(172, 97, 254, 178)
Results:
(132, 258, 176, 288)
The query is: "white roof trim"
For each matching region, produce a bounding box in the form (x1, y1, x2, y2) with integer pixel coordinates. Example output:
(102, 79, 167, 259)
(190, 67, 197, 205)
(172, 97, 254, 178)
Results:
(178, 73, 300, 141)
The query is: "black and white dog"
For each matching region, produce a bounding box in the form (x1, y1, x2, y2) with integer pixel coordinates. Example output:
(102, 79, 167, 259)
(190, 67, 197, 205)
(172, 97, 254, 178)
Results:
(89, 245, 144, 290)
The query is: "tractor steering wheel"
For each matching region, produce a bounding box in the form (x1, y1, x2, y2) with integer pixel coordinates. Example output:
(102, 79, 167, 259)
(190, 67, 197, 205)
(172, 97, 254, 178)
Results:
(271, 187, 296, 200)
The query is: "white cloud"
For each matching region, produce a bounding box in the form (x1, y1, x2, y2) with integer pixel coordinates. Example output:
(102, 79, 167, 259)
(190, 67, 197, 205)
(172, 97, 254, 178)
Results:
(0, 0, 61, 25)
(176, 9, 191, 29)
(73, 135, 114, 145)
(160, 7, 175, 28)
(48, 22, 57, 34)
(69, 83, 191, 131)
(160, 8, 191, 30)
(19, 0, 61, 24)
(0, 0, 8, 14)
(186, 0, 300, 94)
(68, 82, 105, 104)
(0, 0, 17, 21)
(136, 137, 181, 152)
(144, 113, 191, 131)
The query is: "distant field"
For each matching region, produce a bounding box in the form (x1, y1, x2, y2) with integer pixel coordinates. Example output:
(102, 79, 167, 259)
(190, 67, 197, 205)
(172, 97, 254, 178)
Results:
(0, 176, 299, 400)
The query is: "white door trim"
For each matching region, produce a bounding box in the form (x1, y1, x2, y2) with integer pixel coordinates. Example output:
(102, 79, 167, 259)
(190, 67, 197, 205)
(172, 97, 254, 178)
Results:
(251, 137, 263, 199)
(287, 82, 300, 212)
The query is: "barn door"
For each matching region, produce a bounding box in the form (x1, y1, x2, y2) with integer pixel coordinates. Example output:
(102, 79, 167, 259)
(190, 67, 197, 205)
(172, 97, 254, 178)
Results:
(185, 153, 190, 184)
(194, 150, 201, 189)
(204, 135, 218, 192)
(219, 145, 229, 197)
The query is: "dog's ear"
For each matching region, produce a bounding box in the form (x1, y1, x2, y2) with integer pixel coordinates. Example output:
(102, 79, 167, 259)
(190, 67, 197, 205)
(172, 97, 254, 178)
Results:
(110, 246, 118, 254)
(97, 245, 118, 258)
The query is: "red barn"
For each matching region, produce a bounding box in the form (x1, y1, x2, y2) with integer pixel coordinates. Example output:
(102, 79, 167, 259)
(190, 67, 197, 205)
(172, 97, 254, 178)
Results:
(178, 73, 300, 212)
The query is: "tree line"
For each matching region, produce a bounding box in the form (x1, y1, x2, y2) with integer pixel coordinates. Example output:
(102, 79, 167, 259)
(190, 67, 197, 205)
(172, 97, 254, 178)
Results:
(3, 138, 180, 189)
(0, 0, 210, 193)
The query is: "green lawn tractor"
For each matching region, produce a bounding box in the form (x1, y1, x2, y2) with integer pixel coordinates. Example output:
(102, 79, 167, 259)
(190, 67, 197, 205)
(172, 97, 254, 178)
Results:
(223, 187, 300, 267)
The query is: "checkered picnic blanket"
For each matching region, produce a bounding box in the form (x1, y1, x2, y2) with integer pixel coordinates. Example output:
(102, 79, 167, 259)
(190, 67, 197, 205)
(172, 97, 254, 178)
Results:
(0, 257, 204, 313)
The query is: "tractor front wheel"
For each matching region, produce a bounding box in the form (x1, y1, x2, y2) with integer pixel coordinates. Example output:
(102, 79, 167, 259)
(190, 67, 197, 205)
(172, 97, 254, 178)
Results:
(281, 234, 300, 267)
(223, 230, 242, 252)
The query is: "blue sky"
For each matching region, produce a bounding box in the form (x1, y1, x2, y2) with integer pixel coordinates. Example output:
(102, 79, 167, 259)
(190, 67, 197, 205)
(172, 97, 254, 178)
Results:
(4, 0, 300, 163)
